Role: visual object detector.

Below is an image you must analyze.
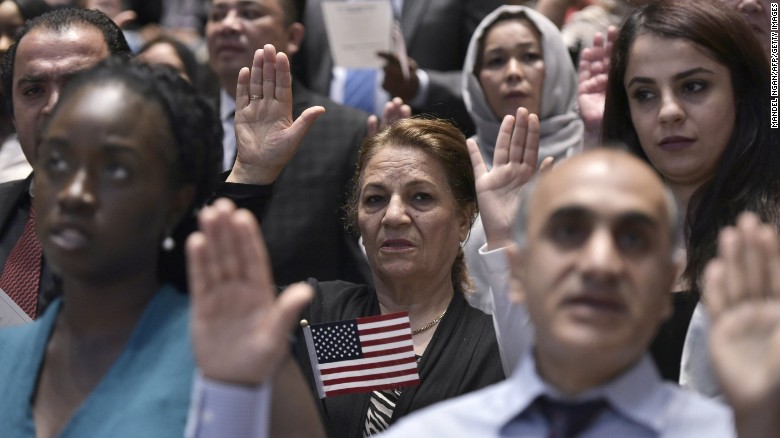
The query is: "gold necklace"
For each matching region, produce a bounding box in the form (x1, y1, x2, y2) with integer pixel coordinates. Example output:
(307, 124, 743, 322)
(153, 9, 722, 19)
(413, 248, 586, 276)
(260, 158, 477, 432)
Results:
(411, 310, 447, 335)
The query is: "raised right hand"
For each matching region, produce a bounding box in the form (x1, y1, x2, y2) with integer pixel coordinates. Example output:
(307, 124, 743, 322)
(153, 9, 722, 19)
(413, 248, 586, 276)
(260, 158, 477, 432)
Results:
(227, 44, 325, 184)
(468, 107, 550, 251)
(577, 27, 616, 147)
(186, 198, 313, 385)
(706, 213, 780, 436)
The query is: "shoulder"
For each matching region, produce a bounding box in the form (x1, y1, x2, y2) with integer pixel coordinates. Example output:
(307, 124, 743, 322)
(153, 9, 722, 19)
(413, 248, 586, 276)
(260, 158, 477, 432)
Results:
(306, 279, 376, 321)
(0, 320, 42, 360)
(0, 177, 30, 207)
(292, 81, 368, 126)
(0, 177, 28, 192)
(0, 298, 58, 354)
(660, 383, 735, 436)
(383, 379, 514, 435)
(0, 303, 59, 398)
(455, 292, 497, 335)
(0, 176, 32, 225)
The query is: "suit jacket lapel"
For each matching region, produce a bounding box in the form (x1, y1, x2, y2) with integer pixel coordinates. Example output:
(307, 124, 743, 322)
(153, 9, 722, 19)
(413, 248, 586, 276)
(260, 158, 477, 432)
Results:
(0, 176, 32, 234)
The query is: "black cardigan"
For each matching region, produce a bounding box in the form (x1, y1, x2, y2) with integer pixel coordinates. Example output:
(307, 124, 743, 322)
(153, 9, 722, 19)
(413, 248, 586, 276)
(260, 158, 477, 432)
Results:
(294, 279, 505, 438)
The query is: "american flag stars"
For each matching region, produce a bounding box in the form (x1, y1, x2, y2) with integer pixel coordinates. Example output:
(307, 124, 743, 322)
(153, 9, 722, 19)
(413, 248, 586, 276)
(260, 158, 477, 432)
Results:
(311, 321, 363, 363)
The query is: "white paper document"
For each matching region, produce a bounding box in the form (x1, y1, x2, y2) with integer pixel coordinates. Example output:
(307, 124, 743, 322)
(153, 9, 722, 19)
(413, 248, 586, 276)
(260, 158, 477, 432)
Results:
(322, 1, 393, 68)
(0, 287, 33, 327)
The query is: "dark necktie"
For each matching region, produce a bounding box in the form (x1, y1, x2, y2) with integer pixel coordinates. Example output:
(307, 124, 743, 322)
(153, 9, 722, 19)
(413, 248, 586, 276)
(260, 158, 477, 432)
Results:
(0, 206, 42, 319)
(536, 396, 608, 438)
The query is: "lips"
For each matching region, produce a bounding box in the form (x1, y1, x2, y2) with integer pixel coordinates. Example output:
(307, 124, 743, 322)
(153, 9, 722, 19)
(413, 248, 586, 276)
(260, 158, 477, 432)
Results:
(213, 41, 246, 56)
(380, 239, 415, 251)
(658, 135, 695, 151)
(49, 223, 90, 251)
(504, 90, 528, 100)
(562, 294, 626, 316)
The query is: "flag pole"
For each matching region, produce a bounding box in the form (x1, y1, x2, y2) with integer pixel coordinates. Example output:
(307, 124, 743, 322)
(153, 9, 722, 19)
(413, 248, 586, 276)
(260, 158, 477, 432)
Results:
(301, 319, 334, 438)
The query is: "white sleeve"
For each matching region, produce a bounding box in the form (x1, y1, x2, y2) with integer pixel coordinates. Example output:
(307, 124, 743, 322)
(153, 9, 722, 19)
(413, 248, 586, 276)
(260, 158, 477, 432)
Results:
(479, 244, 533, 375)
(185, 371, 272, 438)
(680, 302, 723, 399)
(407, 68, 430, 108)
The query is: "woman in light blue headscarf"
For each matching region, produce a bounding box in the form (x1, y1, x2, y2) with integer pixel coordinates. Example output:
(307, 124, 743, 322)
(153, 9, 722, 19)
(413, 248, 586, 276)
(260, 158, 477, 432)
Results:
(462, 6, 583, 327)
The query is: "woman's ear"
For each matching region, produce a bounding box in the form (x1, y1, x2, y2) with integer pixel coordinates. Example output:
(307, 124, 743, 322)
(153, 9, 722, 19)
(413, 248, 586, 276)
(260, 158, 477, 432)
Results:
(164, 185, 197, 231)
(459, 204, 478, 242)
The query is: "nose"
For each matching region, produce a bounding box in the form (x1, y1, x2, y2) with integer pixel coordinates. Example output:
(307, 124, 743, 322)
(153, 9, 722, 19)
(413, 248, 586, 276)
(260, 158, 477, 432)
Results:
(216, 9, 242, 33)
(578, 228, 623, 281)
(381, 195, 411, 227)
(657, 91, 685, 125)
(57, 168, 96, 214)
(40, 86, 60, 117)
(505, 57, 525, 82)
(737, 0, 762, 12)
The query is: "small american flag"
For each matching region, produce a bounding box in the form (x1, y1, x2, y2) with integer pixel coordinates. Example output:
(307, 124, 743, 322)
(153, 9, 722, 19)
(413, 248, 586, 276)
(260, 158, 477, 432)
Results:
(302, 312, 420, 398)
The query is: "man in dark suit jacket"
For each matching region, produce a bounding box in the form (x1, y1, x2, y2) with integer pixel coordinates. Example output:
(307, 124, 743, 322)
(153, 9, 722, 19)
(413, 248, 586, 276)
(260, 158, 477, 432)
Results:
(0, 8, 132, 319)
(292, 0, 504, 135)
(206, 0, 372, 286)
(0, 177, 60, 313)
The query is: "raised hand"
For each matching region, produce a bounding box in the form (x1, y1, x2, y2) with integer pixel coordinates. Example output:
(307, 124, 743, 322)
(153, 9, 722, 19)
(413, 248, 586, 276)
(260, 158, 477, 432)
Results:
(186, 198, 314, 385)
(378, 51, 419, 102)
(228, 44, 326, 184)
(706, 212, 780, 436)
(577, 27, 616, 148)
(366, 97, 412, 137)
(468, 107, 549, 250)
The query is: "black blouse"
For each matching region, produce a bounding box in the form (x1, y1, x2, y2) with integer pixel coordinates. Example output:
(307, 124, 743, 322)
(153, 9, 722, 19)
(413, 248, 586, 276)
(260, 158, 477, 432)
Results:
(294, 279, 505, 438)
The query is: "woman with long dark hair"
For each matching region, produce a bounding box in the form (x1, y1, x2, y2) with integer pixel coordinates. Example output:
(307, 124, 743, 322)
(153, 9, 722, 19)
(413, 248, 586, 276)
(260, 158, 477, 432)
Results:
(601, 0, 779, 394)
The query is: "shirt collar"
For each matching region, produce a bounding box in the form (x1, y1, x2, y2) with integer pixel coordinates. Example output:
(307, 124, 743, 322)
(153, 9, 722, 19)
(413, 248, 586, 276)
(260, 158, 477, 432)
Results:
(589, 354, 666, 433)
(501, 349, 664, 434)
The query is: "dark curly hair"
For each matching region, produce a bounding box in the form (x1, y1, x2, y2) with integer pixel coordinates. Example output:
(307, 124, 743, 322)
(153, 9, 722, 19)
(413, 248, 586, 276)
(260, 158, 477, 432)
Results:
(602, 0, 779, 299)
(344, 117, 478, 294)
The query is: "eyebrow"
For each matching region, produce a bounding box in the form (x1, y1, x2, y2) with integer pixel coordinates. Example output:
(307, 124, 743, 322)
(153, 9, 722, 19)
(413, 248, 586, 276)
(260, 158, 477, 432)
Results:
(16, 70, 82, 89)
(545, 207, 593, 229)
(16, 74, 45, 86)
(361, 179, 435, 191)
(614, 212, 661, 230)
(37, 138, 142, 158)
(626, 67, 715, 88)
(485, 41, 539, 52)
(212, 1, 262, 8)
(546, 206, 661, 228)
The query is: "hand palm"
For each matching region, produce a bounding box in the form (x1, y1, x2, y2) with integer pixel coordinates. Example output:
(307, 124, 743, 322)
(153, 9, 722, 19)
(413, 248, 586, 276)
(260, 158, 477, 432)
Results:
(711, 302, 780, 409)
(469, 108, 543, 249)
(227, 44, 324, 184)
(475, 160, 536, 232)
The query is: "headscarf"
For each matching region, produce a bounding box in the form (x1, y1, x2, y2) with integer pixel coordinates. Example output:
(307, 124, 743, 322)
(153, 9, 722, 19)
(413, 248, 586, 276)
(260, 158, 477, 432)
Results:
(462, 5, 583, 167)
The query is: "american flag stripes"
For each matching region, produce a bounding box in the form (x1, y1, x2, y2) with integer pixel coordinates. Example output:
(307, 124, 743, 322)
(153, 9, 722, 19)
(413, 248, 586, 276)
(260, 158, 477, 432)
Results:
(302, 312, 421, 398)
